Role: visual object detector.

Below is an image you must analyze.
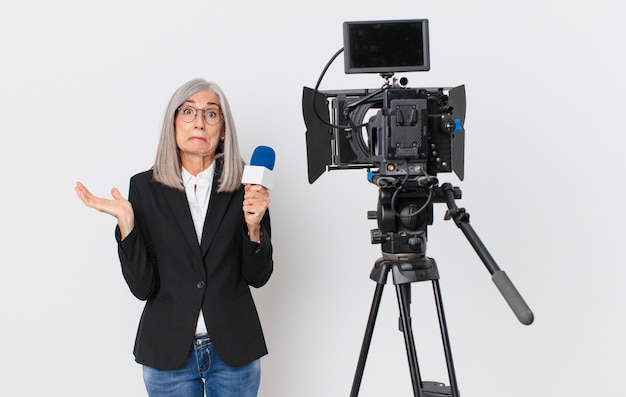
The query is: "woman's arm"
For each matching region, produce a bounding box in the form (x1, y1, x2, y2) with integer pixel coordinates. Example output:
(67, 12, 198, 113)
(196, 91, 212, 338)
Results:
(116, 178, 158, 300)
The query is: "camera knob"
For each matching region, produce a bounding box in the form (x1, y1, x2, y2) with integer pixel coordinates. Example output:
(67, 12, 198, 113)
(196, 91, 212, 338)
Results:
(371, 229, 384, 244)
(442, 118, 456, 133)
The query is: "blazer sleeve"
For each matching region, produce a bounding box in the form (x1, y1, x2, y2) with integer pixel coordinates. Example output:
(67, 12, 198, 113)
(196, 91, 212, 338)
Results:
(115, 175, 159, 300)
(242, 210, 273, 288)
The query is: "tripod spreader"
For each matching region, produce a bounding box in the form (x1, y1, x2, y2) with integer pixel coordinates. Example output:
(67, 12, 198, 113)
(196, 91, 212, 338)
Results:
(440, 183, 534, 325)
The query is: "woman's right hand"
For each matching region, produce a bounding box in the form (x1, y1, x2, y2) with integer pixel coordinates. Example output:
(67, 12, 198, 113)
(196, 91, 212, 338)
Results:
(75, 181, 135, 239)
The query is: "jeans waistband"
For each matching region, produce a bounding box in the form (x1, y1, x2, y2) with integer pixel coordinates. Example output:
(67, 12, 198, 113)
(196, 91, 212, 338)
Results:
(194, 333, 211, 346)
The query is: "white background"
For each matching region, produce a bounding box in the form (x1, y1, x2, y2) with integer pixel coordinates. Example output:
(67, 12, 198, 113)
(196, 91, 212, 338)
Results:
(1, 1, 624, 396)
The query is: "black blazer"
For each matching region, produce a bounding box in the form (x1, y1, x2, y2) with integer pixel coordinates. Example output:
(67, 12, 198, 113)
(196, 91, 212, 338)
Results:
(115, 166, 273, 370)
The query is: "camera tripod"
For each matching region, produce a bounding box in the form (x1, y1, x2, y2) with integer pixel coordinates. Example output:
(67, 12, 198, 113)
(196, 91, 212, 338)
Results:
(349, 182, 533, 397)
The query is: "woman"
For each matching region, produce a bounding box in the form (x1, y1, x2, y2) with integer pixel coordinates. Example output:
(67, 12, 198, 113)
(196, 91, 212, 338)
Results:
(75, 78, 273, 397)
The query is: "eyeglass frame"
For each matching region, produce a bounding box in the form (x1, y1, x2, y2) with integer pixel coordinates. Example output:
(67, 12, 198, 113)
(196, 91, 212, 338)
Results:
(176, 105, 223, 125)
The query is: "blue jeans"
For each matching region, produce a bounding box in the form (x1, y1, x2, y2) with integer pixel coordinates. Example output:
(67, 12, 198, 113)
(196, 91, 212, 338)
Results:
(142, 334, 261, 397)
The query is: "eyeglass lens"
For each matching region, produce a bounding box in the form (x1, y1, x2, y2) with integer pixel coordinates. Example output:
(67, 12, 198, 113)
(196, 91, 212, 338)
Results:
(178, 106, 221, 125)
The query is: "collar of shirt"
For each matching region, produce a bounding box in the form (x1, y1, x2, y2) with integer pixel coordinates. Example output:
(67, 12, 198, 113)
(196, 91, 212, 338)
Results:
(181, 163, 215, 191)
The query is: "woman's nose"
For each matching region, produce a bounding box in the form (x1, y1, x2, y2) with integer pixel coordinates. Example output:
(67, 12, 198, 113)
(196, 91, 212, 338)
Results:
(194, 110, 205, 128)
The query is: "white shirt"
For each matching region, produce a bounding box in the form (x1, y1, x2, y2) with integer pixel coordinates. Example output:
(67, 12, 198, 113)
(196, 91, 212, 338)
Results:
(181, 164, 215, 336)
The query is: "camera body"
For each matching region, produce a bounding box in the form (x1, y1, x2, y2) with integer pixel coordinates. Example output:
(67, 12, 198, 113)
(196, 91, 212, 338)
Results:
(303, 19, 466, 184)
(303, 83, 465, 183)
(339, 85, 464, 179)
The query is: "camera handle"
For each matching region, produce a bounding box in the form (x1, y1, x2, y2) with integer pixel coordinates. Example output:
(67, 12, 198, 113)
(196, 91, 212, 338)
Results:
(440, 183, 534, 325)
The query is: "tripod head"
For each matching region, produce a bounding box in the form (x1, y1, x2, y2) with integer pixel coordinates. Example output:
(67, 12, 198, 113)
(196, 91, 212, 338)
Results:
(368, 173, 461, 260)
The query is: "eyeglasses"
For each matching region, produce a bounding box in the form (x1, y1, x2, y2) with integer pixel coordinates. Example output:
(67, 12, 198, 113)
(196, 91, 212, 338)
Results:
(176, 105, 222, 125)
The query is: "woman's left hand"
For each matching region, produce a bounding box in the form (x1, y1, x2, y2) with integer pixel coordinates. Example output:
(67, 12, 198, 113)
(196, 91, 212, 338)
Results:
(243, 184, 270, 241)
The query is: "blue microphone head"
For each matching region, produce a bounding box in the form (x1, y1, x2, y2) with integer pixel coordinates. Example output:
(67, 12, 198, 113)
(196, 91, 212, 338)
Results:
(250, 146, 275, 170)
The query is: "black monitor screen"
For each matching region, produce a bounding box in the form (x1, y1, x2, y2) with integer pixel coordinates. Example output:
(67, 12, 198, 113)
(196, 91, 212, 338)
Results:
(343, 19, 430, 74)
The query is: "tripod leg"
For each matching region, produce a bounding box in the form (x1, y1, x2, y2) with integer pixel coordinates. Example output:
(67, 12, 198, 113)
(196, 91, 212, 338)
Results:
(396, 283, 423, 397)
(432, 280, 460, 397)
(350, 282, 385, 397)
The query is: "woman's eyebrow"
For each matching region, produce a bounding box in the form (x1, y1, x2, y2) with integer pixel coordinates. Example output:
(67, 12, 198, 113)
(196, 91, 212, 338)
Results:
(185, 99, 220, 107)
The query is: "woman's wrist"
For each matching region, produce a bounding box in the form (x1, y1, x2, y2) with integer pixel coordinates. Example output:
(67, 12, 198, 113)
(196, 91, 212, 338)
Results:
(247, 224, 261, 243)
(118, 213, 135, 240)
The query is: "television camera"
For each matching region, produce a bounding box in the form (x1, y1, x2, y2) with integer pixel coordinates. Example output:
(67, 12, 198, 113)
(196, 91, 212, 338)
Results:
(301, 19, 533, 397)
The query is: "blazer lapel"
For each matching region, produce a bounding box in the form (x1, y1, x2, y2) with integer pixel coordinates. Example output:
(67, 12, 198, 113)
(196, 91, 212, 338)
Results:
(162, 185, 204, 261)
(200, 181, 235, 257)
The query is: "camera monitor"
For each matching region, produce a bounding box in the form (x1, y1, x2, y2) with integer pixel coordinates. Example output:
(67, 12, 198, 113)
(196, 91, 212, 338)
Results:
(343, 19, 430, 74)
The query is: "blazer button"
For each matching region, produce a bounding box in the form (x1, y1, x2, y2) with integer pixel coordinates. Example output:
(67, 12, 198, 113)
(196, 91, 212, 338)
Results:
(196, 281, 205, 289)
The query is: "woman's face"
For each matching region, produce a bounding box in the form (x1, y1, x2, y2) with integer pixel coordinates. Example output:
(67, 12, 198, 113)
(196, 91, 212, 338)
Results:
(175, 89, 224, 166)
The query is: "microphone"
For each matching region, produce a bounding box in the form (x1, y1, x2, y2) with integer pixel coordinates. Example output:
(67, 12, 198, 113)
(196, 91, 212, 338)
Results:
(241, 146, 276, 189)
